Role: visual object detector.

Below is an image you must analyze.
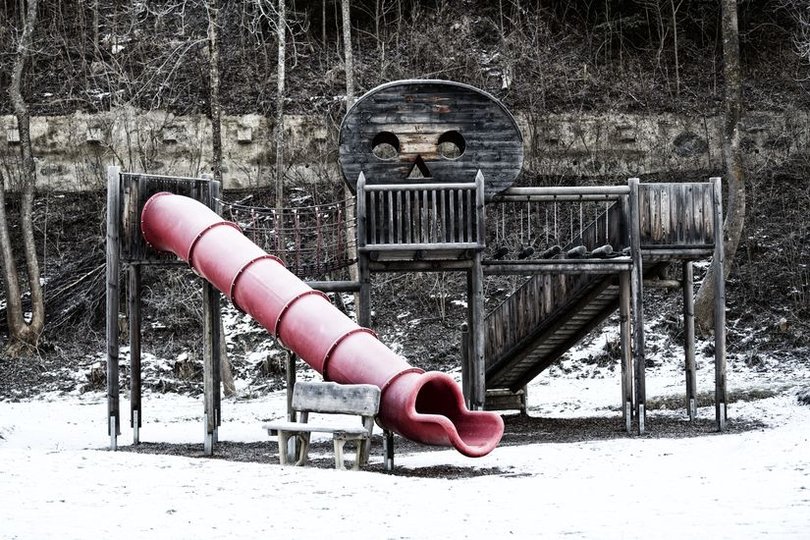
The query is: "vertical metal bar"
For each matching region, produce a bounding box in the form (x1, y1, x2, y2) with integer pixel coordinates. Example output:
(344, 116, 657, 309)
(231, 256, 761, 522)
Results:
(106, 166, 121, 450)
(683, 261, 697, 420)
(405, 189, 412, 244)
(711, 177, 727, 430)
(628, 177, 646, 434)
(128, 263, 142, 444)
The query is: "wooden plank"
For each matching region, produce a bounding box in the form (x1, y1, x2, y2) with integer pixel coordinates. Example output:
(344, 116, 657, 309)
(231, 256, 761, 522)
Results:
(106, 166, 122, 448)
(629, 178, 646, 434)
(291, 381, 381, 416)
(128, 263, 142, 443)
(683, 261, 697, 420)
(711, 177, 727, 430)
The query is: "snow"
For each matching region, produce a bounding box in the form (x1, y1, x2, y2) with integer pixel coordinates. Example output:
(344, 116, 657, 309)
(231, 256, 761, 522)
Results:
(2, 348, 810, 539)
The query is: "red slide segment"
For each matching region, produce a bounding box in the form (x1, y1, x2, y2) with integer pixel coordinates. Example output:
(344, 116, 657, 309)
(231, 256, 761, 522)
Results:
(141, 193, 504, 457)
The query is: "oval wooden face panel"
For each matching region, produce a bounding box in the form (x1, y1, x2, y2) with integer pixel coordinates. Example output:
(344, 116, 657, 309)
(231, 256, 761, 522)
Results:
(339, 80, 524, 198)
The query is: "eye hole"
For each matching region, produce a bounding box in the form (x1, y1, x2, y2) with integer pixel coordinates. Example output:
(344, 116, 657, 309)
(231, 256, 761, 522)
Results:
(372, 131, 400, 160)
(438, 130, 465, 160)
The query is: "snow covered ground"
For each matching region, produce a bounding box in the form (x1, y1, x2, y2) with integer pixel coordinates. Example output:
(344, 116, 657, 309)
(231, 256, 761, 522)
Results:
(2, 344, 809, 539)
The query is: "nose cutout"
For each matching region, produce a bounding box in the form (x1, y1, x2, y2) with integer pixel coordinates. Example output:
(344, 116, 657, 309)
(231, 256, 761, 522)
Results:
(407, 156, 432, 179)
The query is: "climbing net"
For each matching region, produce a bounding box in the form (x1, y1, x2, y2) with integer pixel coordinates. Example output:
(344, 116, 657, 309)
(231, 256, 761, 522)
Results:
(219, 194, 358, 279)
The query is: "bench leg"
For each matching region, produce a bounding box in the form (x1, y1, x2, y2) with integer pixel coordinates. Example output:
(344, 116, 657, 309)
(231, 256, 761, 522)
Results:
(333, 438, 347, 470)
(293, 433, 310, 466)
(277, 431, 289, 466)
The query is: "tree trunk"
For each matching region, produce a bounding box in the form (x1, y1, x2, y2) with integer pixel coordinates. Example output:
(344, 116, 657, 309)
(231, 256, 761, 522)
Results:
(341, 0, 355, 107)
(2, 0, 44, 355)
(694, 0, 745, 332)
(207, 0, 235, 396)
(276, 0, 286, 207)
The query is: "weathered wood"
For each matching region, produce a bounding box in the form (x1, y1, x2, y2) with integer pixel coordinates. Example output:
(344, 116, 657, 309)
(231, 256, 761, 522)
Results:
(128, 263, 142, 444)
(106, 165, 121, 449)
(683, 261, 697, 420)
(711, 176, 728, 430)
(492, 186, 629, 203)
(470, 252, 485, 409)
(629, 177, 646, 434)
(121, 173, 213, 263)
(292, 381, 380, 416)
(339, 80, 523, 198)
(460, 323, 470, 406)
(264, 381, 381, 470)
(638, 182, 714, 248)
(202, 279, 219, 456)
(619, 270, 633, 433)
(482, 260, 632, 275)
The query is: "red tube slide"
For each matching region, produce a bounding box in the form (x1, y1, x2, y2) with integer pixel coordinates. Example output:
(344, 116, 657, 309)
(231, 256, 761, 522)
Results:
(141, 193, 504, 457)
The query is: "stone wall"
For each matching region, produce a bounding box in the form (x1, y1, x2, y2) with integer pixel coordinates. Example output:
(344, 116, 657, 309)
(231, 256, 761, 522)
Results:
(0, 107, 806, 191)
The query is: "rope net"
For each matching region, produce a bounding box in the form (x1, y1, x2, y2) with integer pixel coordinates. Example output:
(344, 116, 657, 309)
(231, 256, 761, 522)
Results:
(218, 194, 358, 280)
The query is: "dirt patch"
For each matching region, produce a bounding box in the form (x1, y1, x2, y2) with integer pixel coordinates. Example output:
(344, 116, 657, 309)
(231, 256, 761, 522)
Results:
(117, 413, 766, 479)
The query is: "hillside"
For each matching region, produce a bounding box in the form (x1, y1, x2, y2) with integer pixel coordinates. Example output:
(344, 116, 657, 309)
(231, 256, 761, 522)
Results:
(0, 1, 808, 399)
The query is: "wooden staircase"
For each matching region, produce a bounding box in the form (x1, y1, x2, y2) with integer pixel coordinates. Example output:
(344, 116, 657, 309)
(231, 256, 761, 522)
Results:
(483, 181, 718, 401)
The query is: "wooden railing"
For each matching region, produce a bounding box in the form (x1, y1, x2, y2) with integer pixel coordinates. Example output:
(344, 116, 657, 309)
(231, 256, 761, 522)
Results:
(357, 171, 485, 252)
(484, 197, 627, 368)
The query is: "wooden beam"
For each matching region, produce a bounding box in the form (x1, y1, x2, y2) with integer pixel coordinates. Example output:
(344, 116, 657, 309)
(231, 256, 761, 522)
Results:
(106, 165, 121, 450)
(683, 261, 697, 420)
(619, 271, 633, 433)
(460, 323, 471, 407)
(469, 253, 486, 409)
(629, 177, 647, 434)
(128, 263, 142, 444)
(305, 280, 361, 293)
(711, 177, 728, 430)
(483, 259, 632, 275)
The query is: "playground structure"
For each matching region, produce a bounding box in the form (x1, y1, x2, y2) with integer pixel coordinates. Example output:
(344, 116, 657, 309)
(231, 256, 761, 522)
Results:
(106, 80, 727, 457)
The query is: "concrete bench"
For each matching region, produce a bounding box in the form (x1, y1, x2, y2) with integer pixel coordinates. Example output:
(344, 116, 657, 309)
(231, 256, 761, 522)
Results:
(262, 381, 381, 470)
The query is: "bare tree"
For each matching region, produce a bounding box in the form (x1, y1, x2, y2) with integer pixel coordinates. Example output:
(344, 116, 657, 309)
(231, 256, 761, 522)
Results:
(341, 0, 355, 106)
(694, 0, 745, 331)
(0, 0, 44, 356)
(206, 0, 236, 396)
(276, 0, 287, 215)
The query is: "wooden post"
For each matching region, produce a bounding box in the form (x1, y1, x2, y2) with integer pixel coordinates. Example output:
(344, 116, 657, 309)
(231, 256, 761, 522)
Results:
(619, 270, 633, 433)
(285, 351, 298, 462)
(356, 173, 372, 328)
(711, 176, 728, 430)
(202, 280, 220, 456)
(106, 166, 121, 450)
(202, 181, 223, 455)
(469, 171, 487, 410)
(460, 323, 470, 407)
(128, 263, 142, 444)
(286, 352, 297, 421)
(628, 177, 646, 434)
(683, 261, 697, 420)
(469, 255, 486, 410)
(210, 180, 222, 435)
